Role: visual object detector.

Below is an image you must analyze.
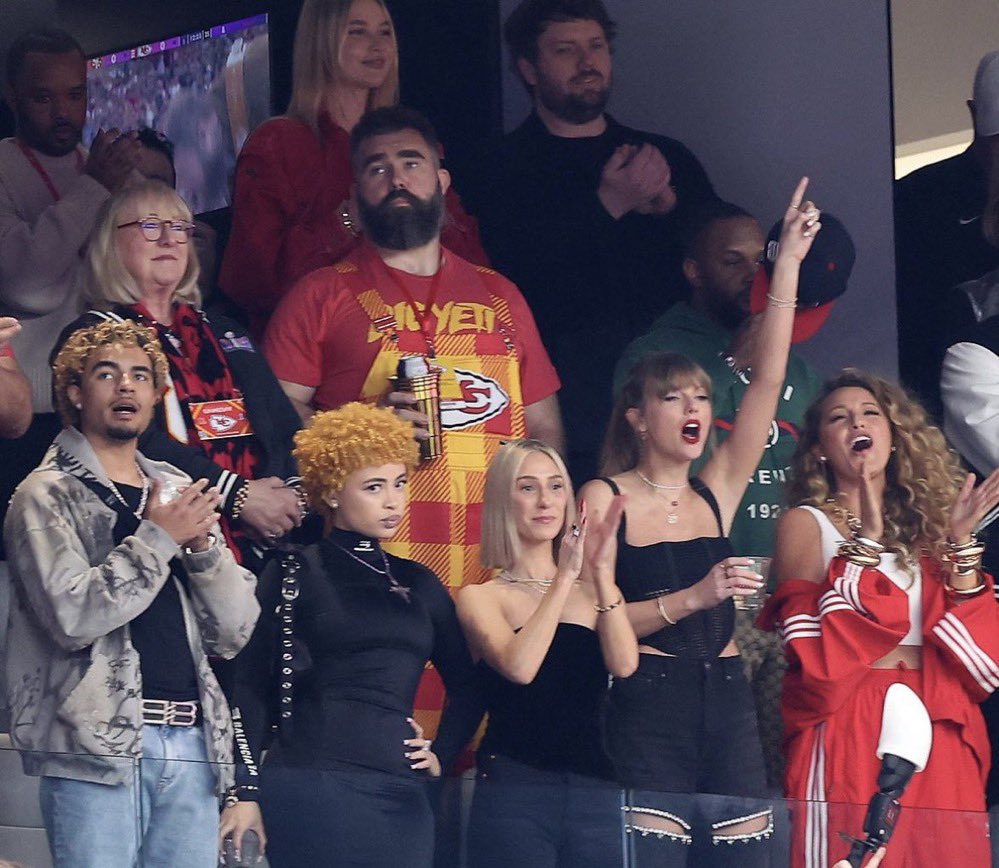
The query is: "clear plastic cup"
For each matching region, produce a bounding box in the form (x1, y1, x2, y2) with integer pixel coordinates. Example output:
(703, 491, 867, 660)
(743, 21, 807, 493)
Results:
(734, 555, 771, 611)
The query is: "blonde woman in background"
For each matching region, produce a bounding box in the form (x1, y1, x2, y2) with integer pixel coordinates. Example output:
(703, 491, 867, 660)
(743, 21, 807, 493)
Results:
(219, 0, 486, 337)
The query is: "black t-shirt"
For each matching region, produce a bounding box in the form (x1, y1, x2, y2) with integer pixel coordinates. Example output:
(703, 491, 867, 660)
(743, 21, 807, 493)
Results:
(119, 482, 199, 702)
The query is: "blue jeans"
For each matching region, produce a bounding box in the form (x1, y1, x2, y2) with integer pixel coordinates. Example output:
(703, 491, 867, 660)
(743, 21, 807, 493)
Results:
(39, 725, 218, 868)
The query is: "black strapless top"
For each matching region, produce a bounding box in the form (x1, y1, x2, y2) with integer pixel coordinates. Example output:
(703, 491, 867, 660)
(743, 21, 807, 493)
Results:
(603, 477, 735, 658)
(479, 623, 613, 779)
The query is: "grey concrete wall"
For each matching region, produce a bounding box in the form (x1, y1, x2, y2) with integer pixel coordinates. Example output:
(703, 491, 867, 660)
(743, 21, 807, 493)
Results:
(891, 0, 999, 147)
(499, 0, 898, 379)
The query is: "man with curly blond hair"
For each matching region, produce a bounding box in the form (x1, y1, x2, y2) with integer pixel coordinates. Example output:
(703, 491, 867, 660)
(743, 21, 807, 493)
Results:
(4, 319, 259, 868)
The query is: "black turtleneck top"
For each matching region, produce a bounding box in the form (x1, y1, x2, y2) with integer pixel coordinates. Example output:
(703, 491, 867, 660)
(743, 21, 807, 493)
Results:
(231, 528, 482, 793)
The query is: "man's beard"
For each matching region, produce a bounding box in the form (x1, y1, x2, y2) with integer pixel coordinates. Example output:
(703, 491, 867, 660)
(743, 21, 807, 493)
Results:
(536, 72, 610, 125)
(358, 185, 445, 251)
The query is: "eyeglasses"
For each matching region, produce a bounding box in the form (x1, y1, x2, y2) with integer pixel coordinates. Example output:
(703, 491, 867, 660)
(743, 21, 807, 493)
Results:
(116, 218, 195, 243)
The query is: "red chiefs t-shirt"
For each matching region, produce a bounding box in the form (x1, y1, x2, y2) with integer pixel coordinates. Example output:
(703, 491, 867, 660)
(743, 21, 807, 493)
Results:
(264, 243, 559, 411)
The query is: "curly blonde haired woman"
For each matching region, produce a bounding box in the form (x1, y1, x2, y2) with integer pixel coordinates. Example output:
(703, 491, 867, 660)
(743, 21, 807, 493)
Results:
(762, 369, 999, 868)
(219, 403, 480, 867)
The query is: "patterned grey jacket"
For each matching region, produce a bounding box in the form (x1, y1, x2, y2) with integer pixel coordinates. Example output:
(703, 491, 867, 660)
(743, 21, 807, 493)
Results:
(3, 427, 259, 792)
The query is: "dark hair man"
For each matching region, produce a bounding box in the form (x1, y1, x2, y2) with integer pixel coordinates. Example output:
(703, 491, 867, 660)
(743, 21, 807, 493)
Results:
(3, 319, 259, 868)
(264, 104, 561, 740)
(0, 27, 143, 562)
(895, 50, 999, 419)
(467, 0, 716, 483)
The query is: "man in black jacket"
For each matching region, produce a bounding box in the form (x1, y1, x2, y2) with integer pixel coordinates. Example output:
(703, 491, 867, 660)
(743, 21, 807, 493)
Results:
(469, 0, 716, 483)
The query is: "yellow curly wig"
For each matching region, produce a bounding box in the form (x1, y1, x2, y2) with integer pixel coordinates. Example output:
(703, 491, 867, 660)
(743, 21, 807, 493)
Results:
(52, 319, 169, 428)
(787, 368, 965, 565)
(293, 402, 420, 518)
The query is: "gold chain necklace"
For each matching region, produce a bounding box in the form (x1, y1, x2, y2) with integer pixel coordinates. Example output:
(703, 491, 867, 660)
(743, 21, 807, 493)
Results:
(824, 496, 862, 534)
(637, 470, 688, 525)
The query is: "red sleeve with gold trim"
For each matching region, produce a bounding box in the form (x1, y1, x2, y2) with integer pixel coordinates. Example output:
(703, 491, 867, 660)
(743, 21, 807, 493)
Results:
(925, 558, 999, 702)
(759, 557, 909, 718)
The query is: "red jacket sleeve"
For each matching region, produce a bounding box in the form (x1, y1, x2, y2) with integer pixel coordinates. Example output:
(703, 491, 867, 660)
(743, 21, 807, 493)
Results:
(926, 561, 999, 702)
(761, 557, 909, 719)
(220, 120, 357, 328)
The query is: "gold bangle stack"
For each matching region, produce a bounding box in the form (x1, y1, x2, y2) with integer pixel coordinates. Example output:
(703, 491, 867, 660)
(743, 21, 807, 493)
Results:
(943, 536, 986, 592)
(837, 532, 883, 567)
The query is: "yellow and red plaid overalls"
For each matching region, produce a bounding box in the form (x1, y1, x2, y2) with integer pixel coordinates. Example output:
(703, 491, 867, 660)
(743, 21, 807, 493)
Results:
(343, 256, 528, 737)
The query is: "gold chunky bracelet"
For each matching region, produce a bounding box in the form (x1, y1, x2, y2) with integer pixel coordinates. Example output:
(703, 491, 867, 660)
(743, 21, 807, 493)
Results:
(230, 480, 250, 520)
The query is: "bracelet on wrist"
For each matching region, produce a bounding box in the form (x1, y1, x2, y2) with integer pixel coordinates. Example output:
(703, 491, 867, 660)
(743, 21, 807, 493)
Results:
(945, 575, 987, 596)
(183, 532, 217, 555)
(229, 480, 250, 521)
(765, 292, 797, 310)
(224, 784, 259, 807)
(594, 595, 623, 614)
(943, 534, 985, 575)
(656, 594, 678, 626)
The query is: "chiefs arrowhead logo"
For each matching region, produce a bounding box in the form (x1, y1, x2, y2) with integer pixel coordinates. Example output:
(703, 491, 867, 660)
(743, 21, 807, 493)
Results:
(440, 368, 511, 430)
(208, 414, 238, 433)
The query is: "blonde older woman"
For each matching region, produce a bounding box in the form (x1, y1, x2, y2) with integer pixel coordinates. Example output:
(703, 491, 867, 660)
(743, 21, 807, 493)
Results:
(55, 179, 304, 571)
(218, 0, 487, 336)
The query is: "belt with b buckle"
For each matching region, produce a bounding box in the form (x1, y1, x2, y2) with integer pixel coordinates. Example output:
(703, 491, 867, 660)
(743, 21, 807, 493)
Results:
(141, 698, 199, 727)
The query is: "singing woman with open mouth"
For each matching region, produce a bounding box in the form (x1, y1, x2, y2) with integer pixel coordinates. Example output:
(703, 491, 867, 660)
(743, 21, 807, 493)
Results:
(760, 369, 999, 867)
(581, 178, 818, 866)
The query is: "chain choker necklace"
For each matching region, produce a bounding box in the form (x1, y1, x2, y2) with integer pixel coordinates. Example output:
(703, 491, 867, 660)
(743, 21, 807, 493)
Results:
(636, 469, 688, 525)
(107, 464, 150, 518)
(824, 495, 862, 534)
(328, 539, 412, 603)
(498, 569, 566, 594)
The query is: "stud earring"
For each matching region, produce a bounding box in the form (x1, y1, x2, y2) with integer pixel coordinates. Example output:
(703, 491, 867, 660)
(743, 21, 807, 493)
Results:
(890, 445, 897, 453)
(74, 403, 82, 410)
(818, 455, 827, 463)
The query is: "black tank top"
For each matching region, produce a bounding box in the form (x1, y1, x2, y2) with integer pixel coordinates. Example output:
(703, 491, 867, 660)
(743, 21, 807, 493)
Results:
(603, 477, 735, 658)
(479, 623, 613, 779)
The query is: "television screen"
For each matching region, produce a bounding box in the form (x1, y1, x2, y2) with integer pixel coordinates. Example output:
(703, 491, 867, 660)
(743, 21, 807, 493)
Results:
(86, 14, 272, 214)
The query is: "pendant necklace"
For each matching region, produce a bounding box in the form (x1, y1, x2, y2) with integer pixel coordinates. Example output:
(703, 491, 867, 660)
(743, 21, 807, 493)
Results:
(107, 464, 150, 518)
(328, 539, 412, 603)
(637, 470, 688, 525)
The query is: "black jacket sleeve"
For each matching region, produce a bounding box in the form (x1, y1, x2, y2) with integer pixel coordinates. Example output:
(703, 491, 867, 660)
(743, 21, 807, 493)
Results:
(229, 555, 283, 796)
(419, 568, 485, 773)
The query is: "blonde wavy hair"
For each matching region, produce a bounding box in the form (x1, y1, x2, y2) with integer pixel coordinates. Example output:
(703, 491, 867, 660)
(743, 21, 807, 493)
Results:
(787, 369, 965, 565)
(82, 180, 201, 310)
(53, 319, 169, 428)
(287, 0, 399, 135)
(480, 439, 577, 572)
(293, 402, 419, 520)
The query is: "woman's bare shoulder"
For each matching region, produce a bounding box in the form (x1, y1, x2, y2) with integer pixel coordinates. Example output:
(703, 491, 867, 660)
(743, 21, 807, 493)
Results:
(774, 506, 827, 585)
